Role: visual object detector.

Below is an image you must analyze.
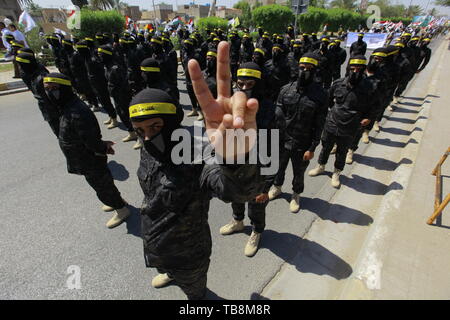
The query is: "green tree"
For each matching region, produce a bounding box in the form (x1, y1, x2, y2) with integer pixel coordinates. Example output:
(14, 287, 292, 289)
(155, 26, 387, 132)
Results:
(111, 0, 128, 10)
(89, 0, 115, 10)
(435, 0, 450, 6)
(252, 4, 294, 34)
(406, 5, 424, 17)
(71, 0, 89, 8)
(74, 8, 125, 38)
(196, 17, 229, 33)
(233, 0, 252, 28)
(329, 0, 357, 10)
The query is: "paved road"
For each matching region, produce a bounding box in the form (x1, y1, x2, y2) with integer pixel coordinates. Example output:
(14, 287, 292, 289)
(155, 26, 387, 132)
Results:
(0, 40, 440, 299)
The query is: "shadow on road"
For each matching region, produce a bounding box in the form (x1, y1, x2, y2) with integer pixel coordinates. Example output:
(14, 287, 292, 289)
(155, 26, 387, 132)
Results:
(380, 126, 422, 136)
(384, 115, 427, 124)
(393, 107, 420, 114)
(301, 197, 373, 226)
(258, 230, 353, 281)
(402, 94, 439, 101)
(371, 137, 418, 148)
(341, 174, 403, 196)
(124, 204, 141, 238)
(353, 154, 412, 171)
(108, 160, 130, 181)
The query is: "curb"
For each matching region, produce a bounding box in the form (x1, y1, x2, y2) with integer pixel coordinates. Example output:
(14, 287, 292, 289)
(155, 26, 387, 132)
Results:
(338, 38, 447, 299)
(0, 80, 27, 94)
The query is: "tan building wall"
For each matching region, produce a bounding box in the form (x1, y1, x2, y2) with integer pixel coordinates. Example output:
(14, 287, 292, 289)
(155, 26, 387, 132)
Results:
(120, 6, 142, 21)
(215, 8, 242, 19)
(0, 0, 21, 22)
(41, 8, 66, 24)
(177, 5, 210, 20)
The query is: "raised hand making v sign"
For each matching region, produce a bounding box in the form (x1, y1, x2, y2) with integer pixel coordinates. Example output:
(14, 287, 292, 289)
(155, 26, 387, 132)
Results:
(188, 41, 259, 162)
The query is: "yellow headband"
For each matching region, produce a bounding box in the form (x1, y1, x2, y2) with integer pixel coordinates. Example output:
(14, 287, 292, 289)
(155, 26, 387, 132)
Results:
(394, 42, 405, 48)
(76, 45, 88, 49)
(293, 44, 302, 48)
(402, 33, 412, 37)
(43, 77, 72, 86)
(62, 40, 72, 46)
(119, 39, 126, 43)
(213, 38, 220, 41)
(129, 102, 177, 118)
(17, 50, 33, 55)
(303, 34, 310, 37)
(98, 48, 112, 55)
(237, 68, 261, 79)
(411, 37, 420, 41)
(358, 34, 364, 37)
(184, 40, 193, 45)
(423, 38, 431, 42)
(207, 51, 217, 57)
(371, 51, 387, 57)
(254, 48, 265, 56)
(334, 39, 342, 43)
(140, 66, 161, 72)
(85, 37, 94, 41)
(299, 57, 318, 66)
(16, 56, 31, 63)
(387, 49, 399, 56)
(151, 38, 162, 44)
(12, 42, 24, 48)
(96, 36, 103, 39)
(262, 35, 269, 38)
(162, 37, 170, 42)
(46, 36, 58, 40)
(349, 59, 367, 65)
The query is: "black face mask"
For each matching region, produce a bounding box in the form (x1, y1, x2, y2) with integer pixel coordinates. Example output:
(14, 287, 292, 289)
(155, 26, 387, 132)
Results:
(348, 70, 363, 86)
(206, 59, 216, 73)
(273, 50, 282, 61)
(143, 133, 166, 160)
(45, 89, 62, 107)
(320, 43, 328, 52)
(368, 59, 380, 71)
(142, 72, 160, 87)
(293, 48, 301, 56)
(18, 61, 37, 74)
(297, 69, 313, 89)
(252, 55, 264, 66)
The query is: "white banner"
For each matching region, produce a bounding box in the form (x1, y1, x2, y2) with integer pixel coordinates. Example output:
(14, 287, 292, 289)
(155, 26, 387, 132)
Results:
(346, 32, 388, 49)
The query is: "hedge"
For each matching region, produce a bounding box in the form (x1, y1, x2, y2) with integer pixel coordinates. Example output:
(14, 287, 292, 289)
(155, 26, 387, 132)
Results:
(196, 17, 229, 36)
(73, 9, 125, 39)
(252, 4, 294, 34)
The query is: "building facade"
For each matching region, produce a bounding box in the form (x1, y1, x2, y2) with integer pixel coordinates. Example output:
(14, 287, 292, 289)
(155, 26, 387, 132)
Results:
(141, 4, 173, 21)
(215, 7, 242, 19)
(120, 6, 142, 21)
(177, 4, 210, 20)
(0, 0, 21, 23)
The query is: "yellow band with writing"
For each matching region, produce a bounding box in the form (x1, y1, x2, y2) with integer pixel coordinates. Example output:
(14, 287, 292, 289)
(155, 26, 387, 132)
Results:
(207, 51, 217, 57)
(371, 51, 387, 57)
(16, 56, 31, 63)
(349, 59, 367, 65)
(140, 66, 161, 72)
(98, 48, 112, 55)
(129, 102, 177, 118)
(237, 68, 261, 79)
(299, 57, 318, 66)
(394, 42, 405, 47)
(76, 45, 88, 49)
(184, 40, 193, 45)
(423, 38, 431, 42)
(12, 42, 24, 48)
(151, 38, 162, 44)
(387, 49, 399, 56)
(44, 77, 72, 86)
(85, 37, 94, 41)
(62, 40, 72, 46)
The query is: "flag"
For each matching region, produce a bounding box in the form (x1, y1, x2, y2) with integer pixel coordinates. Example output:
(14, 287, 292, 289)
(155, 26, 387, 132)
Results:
(232, 17, 240, 28)
(228, 18, 235, 27)
(18, 10, 37, 33)
(54, 28, 67, 36)
(187, 19, 194, 32)
(66, 5, 81, 30)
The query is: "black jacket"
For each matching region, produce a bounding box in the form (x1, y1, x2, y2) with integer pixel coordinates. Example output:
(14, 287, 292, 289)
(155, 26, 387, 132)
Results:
(58, 96, 108, 175)
(324, 77, 376, 137)
(277, 81, 328, 152)
(21, 63, 60, 123)
(417, 46, 431, 71)
(264, 57, 291, 101)
(138, 144, 265, 270)
(350, 40, 367, 56)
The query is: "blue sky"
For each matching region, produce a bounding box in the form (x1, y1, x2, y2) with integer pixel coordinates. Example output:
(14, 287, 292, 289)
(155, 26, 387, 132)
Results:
(33, 0, 450, 15)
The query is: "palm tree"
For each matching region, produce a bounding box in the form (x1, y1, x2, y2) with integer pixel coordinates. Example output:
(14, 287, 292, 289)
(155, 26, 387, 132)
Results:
(71, 0, 89, 8)
(89, 0, 115, 10)
(329, 0, 357, 10)
(111, 0, 129, 10)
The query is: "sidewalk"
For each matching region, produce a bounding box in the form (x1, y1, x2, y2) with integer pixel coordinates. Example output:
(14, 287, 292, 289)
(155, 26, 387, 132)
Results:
(0, 62, 58, 95)
(262, 37, 450, 300)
